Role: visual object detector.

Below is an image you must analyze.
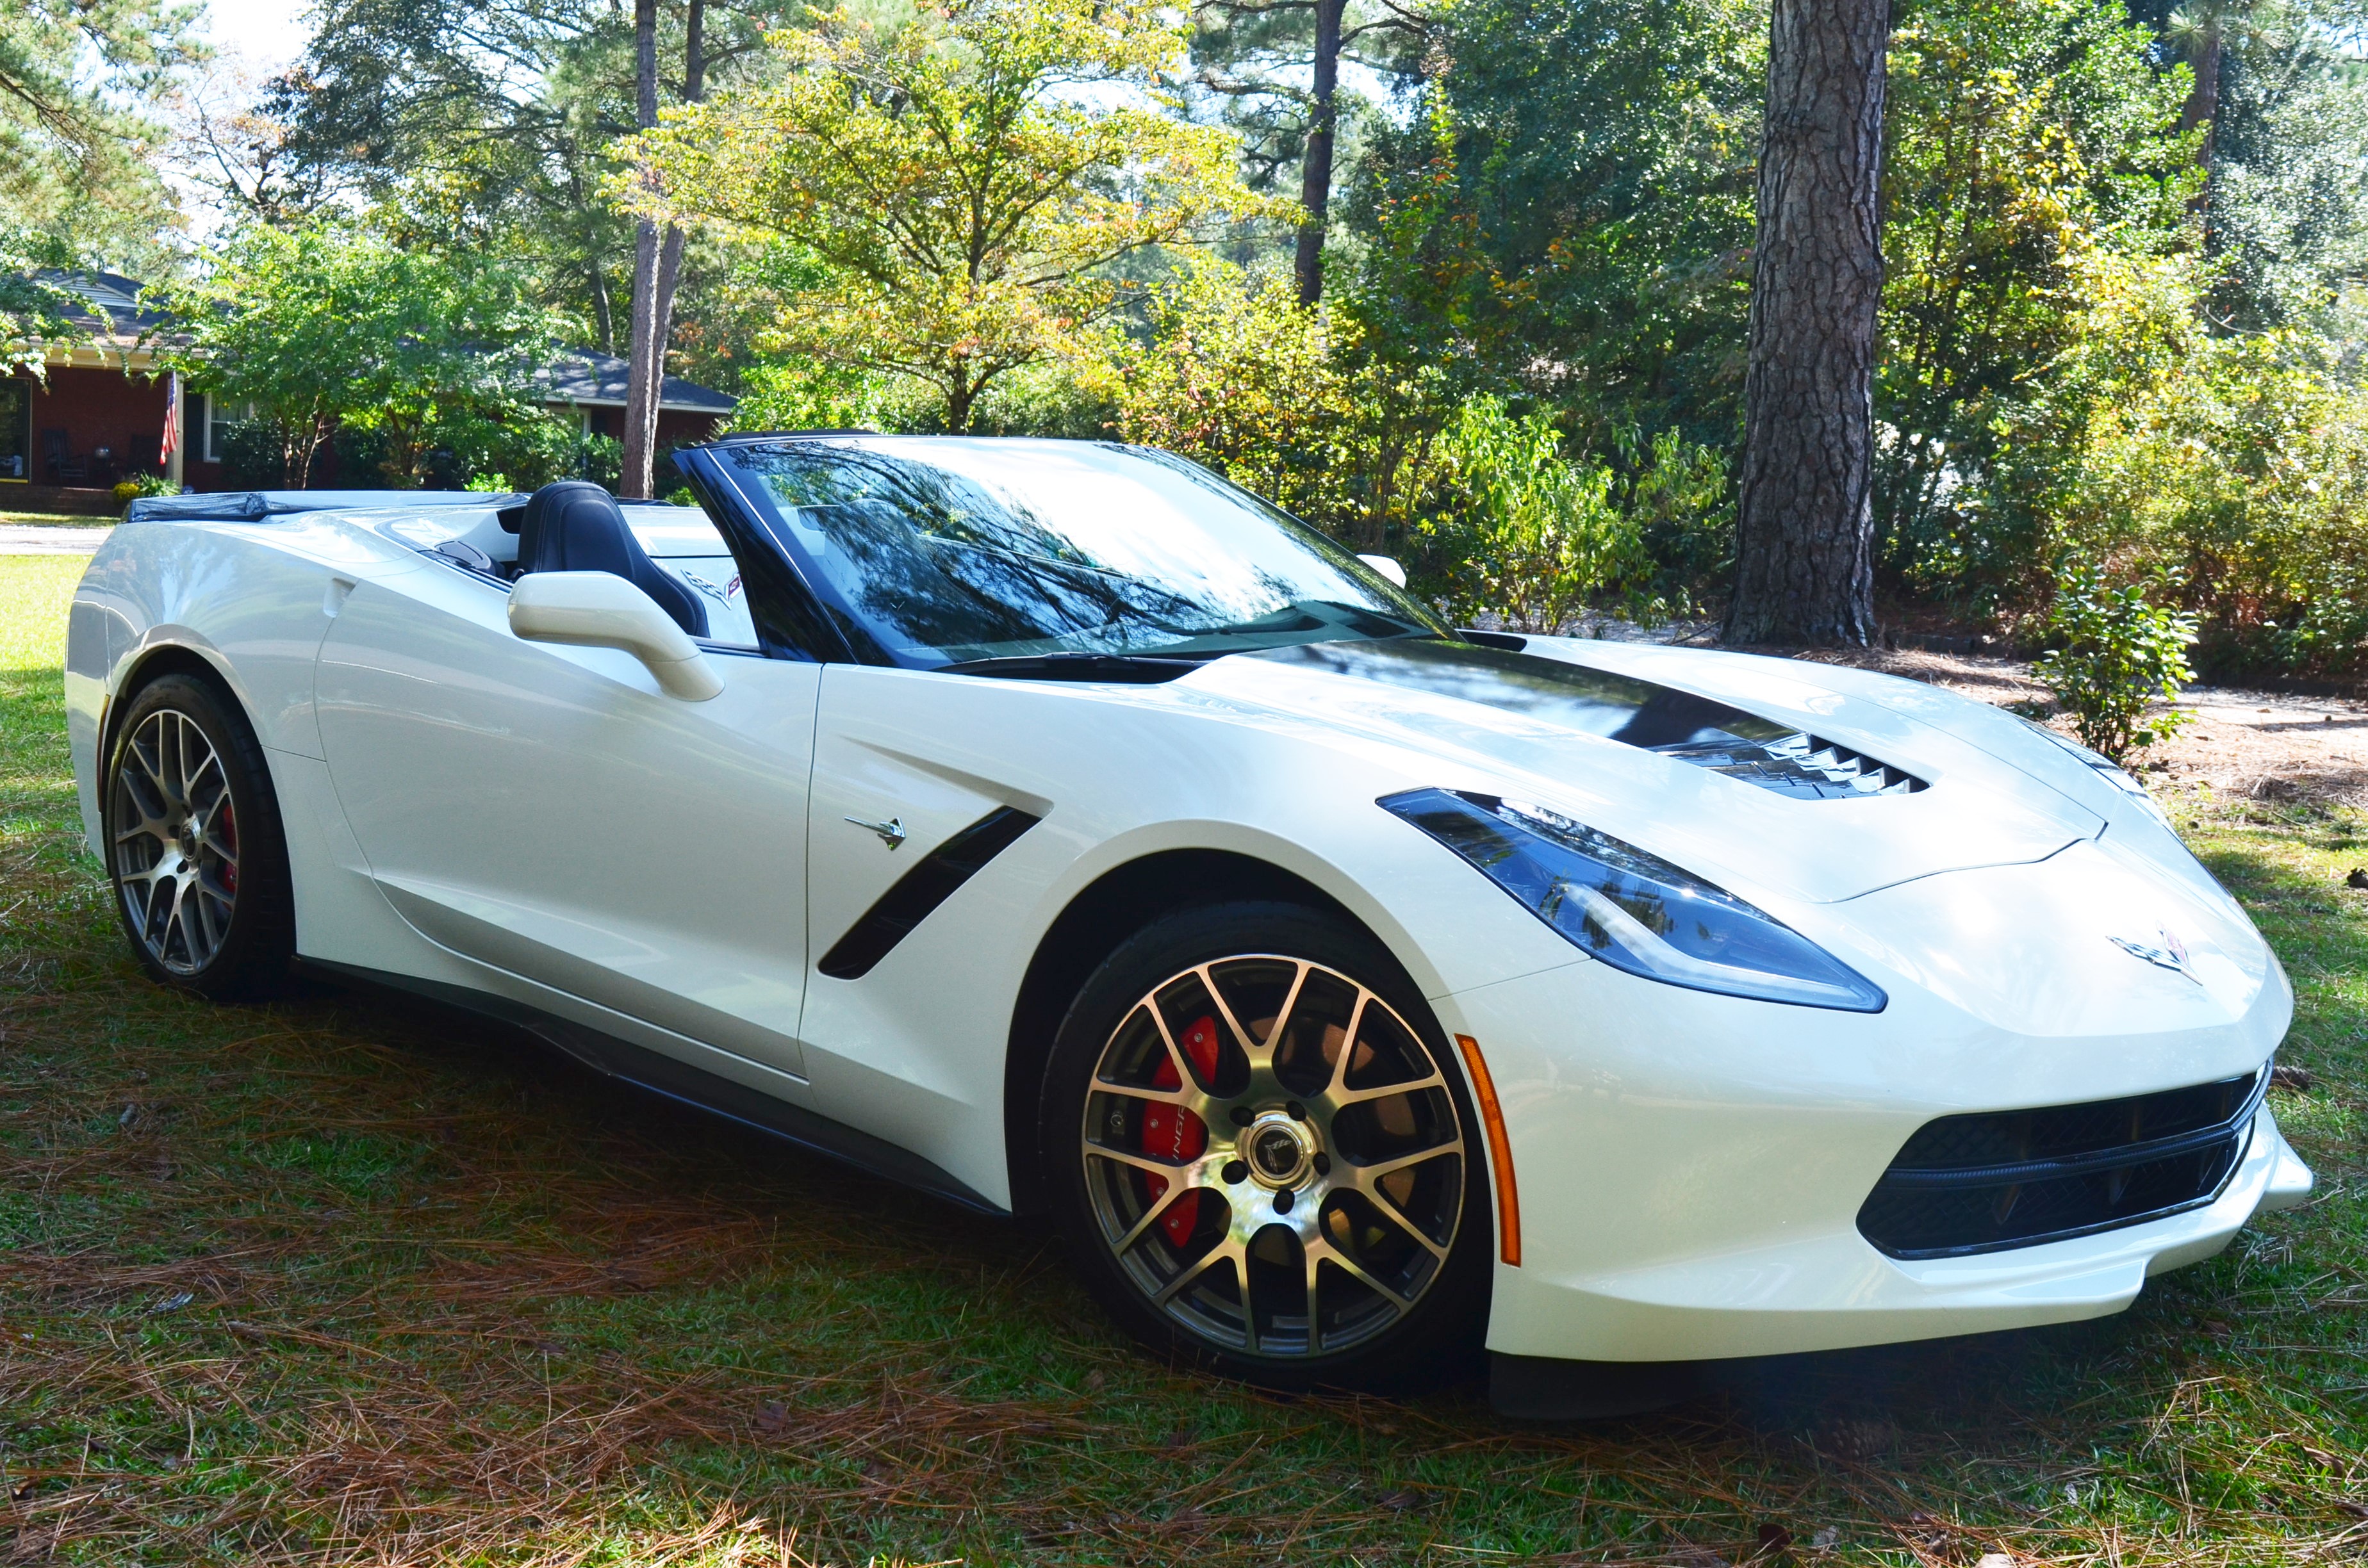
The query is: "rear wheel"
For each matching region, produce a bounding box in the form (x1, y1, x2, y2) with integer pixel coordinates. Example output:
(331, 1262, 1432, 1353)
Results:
(106, 674, 293, 1000)
(1041, 902, 1490, 1391)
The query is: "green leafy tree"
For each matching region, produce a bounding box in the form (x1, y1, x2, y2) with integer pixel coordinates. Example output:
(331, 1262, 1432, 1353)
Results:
(1876, 0, 2203, 611)
(157, 222, 572, 489)
(1, 0, 197, 266)
(1342, 0, 1763, 450)
(626, 0, 1292, 432)
(1083, 257, 1463, 555)
(1, 229, 88, 378)
(2194, 0, 2368, 330)
(1187, 0, 1427, 303)
(268, 1, 787, 365)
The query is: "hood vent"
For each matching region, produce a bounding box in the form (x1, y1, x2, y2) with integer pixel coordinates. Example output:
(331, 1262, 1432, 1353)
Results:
(1656, 733, 1925, 799)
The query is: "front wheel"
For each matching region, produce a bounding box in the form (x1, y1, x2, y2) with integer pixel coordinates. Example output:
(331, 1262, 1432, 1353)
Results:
(106, 673, 294, 1000)
(1040, 902, 1492, 1391)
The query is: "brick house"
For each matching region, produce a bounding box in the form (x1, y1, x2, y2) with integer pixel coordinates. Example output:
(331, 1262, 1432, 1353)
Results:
(3, 272, 737, 512)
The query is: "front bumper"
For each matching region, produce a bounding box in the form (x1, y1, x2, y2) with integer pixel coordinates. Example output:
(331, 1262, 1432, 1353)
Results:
(1486, 1100, 2308, 1363)
(1436, 927, 2308, 1364)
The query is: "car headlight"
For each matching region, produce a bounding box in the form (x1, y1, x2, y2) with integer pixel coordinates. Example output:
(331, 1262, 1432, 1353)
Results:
(1379, 787, 1887, 1013)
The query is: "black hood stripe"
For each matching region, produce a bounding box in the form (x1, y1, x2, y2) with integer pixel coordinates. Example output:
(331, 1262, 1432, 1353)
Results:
(1245, 640, 1925, 799)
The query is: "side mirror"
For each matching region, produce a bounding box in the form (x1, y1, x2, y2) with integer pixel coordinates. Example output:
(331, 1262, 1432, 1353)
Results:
(1357, 553, 1408, 589)
(509, 571, 724, 701)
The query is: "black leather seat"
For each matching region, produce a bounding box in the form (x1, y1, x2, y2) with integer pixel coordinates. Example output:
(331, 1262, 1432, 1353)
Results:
(516, 481, 708, 639)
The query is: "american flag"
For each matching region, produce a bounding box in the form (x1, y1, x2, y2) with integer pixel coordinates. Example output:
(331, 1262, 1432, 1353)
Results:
(161, 373, 180, 464)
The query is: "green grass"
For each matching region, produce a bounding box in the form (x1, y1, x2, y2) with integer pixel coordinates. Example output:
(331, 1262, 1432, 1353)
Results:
(0, 509, 116, 527)
(2, 554, 2361, 1565)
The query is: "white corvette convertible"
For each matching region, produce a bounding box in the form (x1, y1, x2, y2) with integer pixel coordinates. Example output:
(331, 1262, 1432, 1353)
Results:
(67, 436, 2313, 1412)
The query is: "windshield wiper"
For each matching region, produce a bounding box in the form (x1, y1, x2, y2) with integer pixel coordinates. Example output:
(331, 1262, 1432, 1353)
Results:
(935, 651, 1213, 683)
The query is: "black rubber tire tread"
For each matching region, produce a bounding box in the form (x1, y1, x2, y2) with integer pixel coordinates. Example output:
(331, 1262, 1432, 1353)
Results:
(1039, 899, 1492, 1394)
(106, 672, 296, 1000)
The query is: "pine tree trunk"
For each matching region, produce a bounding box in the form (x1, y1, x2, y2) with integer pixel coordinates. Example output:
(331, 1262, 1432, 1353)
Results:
(2180, 24, 2221, 163)
(642, 0, 702, 478)
(2182, 22, 2221, 241)
(1725, 0, 1888, 646)
(1293, 0, 1345, 306)
(588, 260, 615, 355)
(620, 0, 663, 499)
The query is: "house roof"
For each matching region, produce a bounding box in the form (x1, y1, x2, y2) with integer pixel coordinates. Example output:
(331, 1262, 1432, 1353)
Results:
(33, 270, 176, 339)
(13, 274, 737, 417)
(535, 350, 737, 415)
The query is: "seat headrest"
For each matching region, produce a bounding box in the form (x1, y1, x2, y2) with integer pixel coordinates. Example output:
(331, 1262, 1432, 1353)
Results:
(517, 480, 709, 639)
(520, 481, 630, 574)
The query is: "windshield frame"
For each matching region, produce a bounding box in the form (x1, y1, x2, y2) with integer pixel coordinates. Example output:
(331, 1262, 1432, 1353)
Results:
(684, 435, 1449, 672)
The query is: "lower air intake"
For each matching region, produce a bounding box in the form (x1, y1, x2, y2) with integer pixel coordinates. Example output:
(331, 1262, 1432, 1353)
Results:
(1856, 1070, 2265, 1259)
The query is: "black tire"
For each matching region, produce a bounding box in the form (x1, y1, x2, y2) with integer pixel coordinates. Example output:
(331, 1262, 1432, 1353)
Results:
(104, 673, 295, 1000)
(1040, 901, 1492, 1392)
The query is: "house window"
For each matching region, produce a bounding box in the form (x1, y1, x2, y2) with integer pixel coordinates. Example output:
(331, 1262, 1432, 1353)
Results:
(201, 395, 258, 464)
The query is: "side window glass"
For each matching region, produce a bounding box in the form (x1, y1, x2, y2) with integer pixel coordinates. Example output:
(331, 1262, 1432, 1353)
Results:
(620, 504, 762, 649)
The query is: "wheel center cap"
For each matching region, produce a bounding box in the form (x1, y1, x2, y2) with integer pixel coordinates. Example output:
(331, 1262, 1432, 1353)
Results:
(1240, 1112, 1313, 1189)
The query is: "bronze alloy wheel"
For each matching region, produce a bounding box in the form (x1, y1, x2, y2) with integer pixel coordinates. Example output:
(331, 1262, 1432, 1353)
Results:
(1077, 952, 1469, 1360)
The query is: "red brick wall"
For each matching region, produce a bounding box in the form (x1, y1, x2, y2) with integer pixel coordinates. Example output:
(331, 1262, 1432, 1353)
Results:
(3, 366, 727, 498)
(6, 365, 172, 489)
(659, 409, 724, 448)
(580, 407, 725, 448)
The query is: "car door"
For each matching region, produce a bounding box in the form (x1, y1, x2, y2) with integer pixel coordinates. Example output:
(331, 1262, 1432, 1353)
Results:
(796, 659, 1099, 1203)
(313, 512, 819, 1084)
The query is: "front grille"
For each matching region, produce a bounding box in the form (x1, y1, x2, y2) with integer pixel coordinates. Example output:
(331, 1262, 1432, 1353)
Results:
(1654, 733, 1925, 798)
(1857, 1070, 2265, 1259)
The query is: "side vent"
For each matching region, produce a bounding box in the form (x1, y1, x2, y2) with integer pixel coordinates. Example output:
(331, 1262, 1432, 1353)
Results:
(818, 806, 1042, 980)
(1655, 733, 1926, 799)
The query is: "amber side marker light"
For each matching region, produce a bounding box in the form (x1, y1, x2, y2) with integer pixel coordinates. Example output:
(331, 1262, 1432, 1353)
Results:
(1454, 1034, 1521, 1266)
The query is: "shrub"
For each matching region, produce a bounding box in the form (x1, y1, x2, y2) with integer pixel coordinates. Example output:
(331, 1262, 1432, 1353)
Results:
(729, 353, 932, 436)
(216, 418, 289, 488)
(2055, 330, 2368, 682)
(111, 473, 176, 507)
(1620, 426, 1733, 618)
(2031, 558, 2198, 762)
(1429, 398, 1646, 632)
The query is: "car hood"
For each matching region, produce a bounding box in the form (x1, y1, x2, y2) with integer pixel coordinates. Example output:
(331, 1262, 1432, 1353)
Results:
(1172, 636, 2107, 905)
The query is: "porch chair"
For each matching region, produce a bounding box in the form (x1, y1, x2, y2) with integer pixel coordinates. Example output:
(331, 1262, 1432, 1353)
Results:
(42, 429, 88, 484)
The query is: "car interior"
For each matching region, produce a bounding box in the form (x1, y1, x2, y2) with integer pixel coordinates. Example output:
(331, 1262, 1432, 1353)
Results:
(353, 480, 761, 648)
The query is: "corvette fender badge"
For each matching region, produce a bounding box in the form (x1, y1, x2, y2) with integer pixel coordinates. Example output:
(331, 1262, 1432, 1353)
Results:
(2109, 929, 2198, 983)
(846, 815, 907, 849)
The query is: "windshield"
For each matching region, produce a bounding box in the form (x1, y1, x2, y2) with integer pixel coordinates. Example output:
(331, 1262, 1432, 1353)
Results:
(713, 437, 1447, 667)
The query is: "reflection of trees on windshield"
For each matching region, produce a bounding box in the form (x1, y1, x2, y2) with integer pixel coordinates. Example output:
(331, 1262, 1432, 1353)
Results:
(756, 446, 1224, 658)
(734, 443, 1433, 662)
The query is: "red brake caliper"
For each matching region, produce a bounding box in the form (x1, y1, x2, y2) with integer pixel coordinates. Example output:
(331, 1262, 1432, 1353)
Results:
(1140, 1015, 1221, 1247)
(217, 801, 237, 895)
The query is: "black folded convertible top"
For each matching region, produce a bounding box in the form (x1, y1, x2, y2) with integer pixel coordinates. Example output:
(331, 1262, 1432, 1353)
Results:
(124, 491, 523, 523)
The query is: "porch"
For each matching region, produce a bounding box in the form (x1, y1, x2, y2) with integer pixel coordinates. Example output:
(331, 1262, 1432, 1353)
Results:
(1, 482, 121, 517)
